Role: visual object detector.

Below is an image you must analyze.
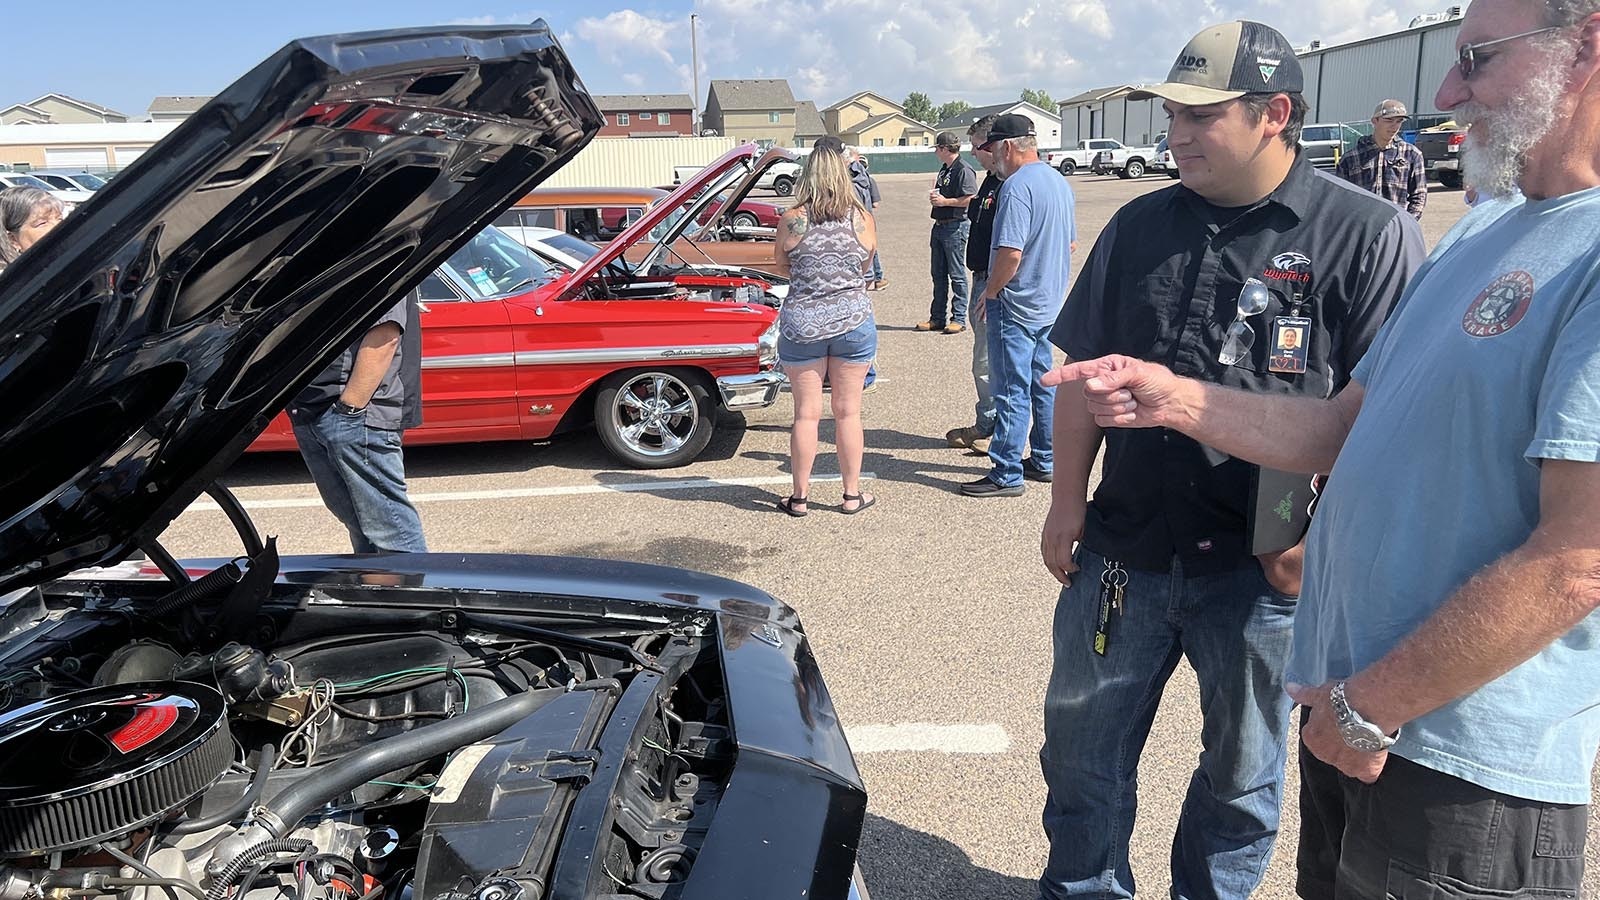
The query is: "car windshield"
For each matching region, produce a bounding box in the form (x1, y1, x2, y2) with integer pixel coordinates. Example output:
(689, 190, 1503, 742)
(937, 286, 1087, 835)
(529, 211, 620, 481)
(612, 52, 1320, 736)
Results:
(1303, 127, 1339, 142)
(543, 232, 600, 262)
(72, 173, 106, 189)
(5, 174, 53, 190)
(438, 226, 555, 299)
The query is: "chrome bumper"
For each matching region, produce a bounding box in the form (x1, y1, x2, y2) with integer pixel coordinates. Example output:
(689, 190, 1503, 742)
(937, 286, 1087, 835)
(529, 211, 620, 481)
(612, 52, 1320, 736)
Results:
(717, 371, 784, 411)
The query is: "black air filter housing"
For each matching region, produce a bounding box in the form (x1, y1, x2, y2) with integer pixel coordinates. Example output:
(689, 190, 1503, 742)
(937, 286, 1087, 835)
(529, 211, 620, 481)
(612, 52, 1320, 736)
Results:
(0, 681, 231, 857)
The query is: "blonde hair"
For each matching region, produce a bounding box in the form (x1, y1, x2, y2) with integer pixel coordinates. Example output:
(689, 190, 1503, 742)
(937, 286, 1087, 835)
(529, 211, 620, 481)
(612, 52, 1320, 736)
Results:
(794, 148, 866, 224)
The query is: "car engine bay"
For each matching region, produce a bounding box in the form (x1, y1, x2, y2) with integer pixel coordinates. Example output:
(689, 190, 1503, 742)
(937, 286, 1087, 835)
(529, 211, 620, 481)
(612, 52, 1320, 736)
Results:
(0, 519, 733, 900)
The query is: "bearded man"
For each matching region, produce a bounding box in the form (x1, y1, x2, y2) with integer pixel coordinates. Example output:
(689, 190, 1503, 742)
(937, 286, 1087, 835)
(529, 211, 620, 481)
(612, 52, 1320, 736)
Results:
(1045, 0, 1600, 896)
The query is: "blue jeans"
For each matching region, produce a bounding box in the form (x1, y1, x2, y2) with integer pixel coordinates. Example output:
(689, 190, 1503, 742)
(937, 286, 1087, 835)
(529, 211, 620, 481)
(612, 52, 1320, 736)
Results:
(870, 251, 884, 282)
(970, 270, 994, 434)
(1039, 548, 1297, 900)
(929, 220, 970, 326)
(291, 406, 428, 554)
(984, 302, 1053, 486)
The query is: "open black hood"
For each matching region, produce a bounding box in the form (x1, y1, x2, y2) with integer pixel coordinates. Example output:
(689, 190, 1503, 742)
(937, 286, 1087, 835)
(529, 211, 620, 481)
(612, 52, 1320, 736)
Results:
(0, 23, 601, 590)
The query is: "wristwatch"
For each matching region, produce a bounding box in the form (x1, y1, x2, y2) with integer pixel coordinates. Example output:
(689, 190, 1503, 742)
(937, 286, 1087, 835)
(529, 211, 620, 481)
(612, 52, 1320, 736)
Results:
(1330, 681, 1398, 752)
(333, 399, 367, 417)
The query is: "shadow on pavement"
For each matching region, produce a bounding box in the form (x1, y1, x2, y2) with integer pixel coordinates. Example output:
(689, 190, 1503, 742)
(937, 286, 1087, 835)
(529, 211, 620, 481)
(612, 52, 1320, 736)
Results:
(858, 813, 1036, 900)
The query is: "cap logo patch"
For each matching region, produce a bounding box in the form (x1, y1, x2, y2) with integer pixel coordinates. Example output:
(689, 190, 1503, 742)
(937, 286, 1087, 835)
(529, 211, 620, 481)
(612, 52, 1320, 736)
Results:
(1175, 54, 1209, 73)
(1257, 57, 1280, 82)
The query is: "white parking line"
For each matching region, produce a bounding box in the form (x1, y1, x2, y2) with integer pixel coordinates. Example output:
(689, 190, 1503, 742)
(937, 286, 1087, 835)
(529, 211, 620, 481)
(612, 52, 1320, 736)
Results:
(846, 723, 1011, 755)
(190, 472, 881, 511)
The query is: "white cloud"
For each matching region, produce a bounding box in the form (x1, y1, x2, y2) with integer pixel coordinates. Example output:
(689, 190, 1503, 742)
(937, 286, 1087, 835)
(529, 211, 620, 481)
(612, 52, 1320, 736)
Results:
(685, 0, 1450, 107)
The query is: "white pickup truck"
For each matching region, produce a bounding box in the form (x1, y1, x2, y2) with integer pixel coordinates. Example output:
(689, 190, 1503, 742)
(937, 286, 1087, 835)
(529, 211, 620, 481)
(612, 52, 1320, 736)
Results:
(1042, 139, 1130, 176)
(673, 160, 800, 196)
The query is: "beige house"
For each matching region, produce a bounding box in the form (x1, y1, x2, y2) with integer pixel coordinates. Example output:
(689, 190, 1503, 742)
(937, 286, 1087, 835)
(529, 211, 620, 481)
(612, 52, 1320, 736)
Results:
(0, 122, 181, 172)
(822, 91, 903, 136)
(841, 112, 936, 148)
(703, 80, 797, 146)
(147, 96, 213, 123)
(0, 94, 128, 125)
(792, 100, 826, 148)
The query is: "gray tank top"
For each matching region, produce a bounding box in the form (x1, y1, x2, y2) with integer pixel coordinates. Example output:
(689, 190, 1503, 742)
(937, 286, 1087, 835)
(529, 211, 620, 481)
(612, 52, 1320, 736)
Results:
(779, 213, 871, 342)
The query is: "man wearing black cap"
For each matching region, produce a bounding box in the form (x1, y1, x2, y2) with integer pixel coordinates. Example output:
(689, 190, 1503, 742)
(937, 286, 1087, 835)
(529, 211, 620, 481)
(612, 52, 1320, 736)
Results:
(920, 130, 977, 334)
(1033, 19, 1424, 900)
(961, 113, 1075, 497)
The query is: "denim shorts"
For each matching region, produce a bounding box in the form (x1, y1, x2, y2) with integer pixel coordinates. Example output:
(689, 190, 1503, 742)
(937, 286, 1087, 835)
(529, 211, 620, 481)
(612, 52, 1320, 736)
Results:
(778, 318, 877, 365)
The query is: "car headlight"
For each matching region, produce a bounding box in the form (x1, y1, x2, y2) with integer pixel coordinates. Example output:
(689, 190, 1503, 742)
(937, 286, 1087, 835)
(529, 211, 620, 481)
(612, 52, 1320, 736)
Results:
(758, 319, 780, 367)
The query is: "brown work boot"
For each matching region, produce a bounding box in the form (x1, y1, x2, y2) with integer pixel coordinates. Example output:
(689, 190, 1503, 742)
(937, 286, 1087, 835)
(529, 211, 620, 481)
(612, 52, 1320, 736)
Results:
(945, 426, 991, 453)
(875, 280, 889, 290)
(914, 321, 942, 332)
(943, 323, 966, 334)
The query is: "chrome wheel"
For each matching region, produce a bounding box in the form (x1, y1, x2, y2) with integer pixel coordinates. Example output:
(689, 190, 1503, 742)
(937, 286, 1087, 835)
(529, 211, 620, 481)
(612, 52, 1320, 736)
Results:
(610, 372, 700, 459)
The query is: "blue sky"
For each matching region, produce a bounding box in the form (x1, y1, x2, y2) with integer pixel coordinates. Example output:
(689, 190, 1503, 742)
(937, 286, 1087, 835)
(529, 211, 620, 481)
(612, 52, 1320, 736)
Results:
(6, 0, 1454, 119)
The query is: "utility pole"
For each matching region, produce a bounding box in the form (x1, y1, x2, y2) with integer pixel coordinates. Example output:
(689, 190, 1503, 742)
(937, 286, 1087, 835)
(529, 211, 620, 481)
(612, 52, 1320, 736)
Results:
(690, 13, 701, 134)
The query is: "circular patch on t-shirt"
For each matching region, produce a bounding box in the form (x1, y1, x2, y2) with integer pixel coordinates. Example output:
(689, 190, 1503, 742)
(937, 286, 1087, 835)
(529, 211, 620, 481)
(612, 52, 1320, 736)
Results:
(1462, 270, 1535, 338)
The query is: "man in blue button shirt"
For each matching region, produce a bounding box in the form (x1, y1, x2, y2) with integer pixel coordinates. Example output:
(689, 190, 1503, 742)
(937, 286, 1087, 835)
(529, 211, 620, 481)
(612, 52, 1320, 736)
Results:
(1050, 0, 1600, 894)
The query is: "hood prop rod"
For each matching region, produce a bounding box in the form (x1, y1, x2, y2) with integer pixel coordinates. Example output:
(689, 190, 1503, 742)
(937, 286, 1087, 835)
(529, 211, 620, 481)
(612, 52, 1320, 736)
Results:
(205, 484, 265, 558)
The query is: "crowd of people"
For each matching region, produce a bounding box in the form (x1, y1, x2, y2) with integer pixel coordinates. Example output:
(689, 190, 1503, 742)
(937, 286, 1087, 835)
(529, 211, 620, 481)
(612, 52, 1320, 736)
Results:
(5, 1, 1600, 895)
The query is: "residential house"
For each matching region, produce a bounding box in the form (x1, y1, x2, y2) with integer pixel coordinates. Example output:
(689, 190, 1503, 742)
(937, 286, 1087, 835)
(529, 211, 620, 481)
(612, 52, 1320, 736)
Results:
(146, 96, 213, 123)
(702, 79, 796, 146)
(821, 91, 935, 147)
(0, 94, 128, 125)
(0, 122, 182, 172)
(792, 100, 826, 148)
(933, 100, 1063, 148)
(594, 94, 695, 137)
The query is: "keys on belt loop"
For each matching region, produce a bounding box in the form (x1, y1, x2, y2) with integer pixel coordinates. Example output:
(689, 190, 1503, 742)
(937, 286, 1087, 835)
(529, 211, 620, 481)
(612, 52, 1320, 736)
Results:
(1093, 559, 1128, 656)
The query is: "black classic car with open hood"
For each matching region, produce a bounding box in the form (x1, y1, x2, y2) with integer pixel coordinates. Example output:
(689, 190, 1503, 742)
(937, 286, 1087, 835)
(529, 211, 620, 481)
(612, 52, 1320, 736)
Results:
(0, 22, 867, 900)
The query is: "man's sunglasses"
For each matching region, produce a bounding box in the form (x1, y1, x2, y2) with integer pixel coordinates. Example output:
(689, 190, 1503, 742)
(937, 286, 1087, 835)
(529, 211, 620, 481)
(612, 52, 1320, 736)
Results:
(1457, 26, 1563, 79)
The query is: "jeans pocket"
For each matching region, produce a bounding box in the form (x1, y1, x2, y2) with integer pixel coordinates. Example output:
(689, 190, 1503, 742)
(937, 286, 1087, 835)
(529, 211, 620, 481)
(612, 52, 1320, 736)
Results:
(1534, 805, 1585, 859)
(1384, 860, 1522, 900)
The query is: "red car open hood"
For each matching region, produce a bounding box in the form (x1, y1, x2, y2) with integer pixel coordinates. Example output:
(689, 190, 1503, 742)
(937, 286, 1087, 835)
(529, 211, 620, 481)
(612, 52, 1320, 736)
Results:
(557, 145, 796, 297)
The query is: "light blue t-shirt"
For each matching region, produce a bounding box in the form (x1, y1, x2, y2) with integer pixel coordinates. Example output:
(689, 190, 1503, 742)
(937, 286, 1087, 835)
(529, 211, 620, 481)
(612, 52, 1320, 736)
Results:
(1294, 185, 1600, 804)
(990, 160, 1076, 328)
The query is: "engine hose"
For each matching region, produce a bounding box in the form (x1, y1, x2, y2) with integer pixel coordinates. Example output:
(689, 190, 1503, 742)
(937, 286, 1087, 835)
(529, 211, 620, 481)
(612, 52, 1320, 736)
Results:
(170, 744, 276, 835)
(203, 838, 312, 900)
(253, 687, 562, 838)
(151, 561, 244, 617)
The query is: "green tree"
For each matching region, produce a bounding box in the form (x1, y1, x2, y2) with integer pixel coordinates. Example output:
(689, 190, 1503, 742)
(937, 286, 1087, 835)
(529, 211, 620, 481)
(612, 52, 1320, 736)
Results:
(903, 92, 937, 125)
(935, 100, 972, 125)
(1021, 88, 1055, 110)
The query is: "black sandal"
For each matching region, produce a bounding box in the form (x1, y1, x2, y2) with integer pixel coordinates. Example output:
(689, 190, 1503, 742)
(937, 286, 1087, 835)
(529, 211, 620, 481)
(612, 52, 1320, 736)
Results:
(841, 492, 876, 515)
(777, 495, 808, 517)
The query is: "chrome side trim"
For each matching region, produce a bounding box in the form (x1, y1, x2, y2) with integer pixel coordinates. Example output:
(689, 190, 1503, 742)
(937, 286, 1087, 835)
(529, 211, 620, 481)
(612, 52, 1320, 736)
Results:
(420, 353, 517, 370)
(515, 344, 758, 366)
(716, 371, 784, 410)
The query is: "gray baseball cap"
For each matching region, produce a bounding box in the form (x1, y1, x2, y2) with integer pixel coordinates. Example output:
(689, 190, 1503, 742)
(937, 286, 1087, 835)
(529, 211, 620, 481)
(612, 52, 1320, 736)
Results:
(1373, 99, 1409, 119)
(1129, 21, 1303, 106)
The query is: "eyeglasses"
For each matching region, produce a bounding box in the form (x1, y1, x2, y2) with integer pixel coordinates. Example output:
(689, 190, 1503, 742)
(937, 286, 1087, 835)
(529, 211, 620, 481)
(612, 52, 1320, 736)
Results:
(1457, 26, 1563, 79)
(976, 137, 1007, 152)
(1218, 278, 1271, 366)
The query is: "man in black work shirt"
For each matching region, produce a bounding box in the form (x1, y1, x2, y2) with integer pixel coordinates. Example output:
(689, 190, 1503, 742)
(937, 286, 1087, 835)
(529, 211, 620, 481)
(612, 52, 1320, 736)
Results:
(920, 130, 978, 333)
(1033, 21, 1424, 900)
(945, 114, 1003, 453)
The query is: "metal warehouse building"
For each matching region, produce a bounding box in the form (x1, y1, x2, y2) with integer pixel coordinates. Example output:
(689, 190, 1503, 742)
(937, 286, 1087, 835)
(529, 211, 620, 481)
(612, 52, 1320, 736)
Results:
(1058, 9, 1464, 146)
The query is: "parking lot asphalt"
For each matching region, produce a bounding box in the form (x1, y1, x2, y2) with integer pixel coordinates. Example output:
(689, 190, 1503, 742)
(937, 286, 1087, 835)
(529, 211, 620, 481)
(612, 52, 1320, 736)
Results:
(157, 170, 1600, 899)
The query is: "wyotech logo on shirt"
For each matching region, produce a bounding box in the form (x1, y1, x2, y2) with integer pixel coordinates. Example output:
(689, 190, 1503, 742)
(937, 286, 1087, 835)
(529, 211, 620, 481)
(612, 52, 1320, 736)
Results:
(1462, 271, 1535, 338)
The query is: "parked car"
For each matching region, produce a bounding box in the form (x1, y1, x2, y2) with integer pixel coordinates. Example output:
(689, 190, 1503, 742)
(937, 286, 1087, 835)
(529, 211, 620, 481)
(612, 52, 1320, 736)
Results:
(517, 225, 790, 303)
(1415, 122, 1468, 189)
(0, 22, 869, 900)
(30, 170, 108, 192)
(1043, 138, 1127, 175)
(1299, 123, 1361, 168)
(1090, 140, 1159, 178)
(0, 171, 93, 211)
(754, 159, 800, 196)
(492, 186, 667, 243)
(249, 153, 790, 469)
(1150, 137, 1180, 179)
(655, 185, 784, 232)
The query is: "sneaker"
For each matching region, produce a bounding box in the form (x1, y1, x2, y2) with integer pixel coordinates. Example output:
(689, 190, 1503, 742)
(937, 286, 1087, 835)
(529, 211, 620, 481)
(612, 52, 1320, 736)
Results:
(862, 380, 879, 394)
(943, 323, 967, 334)
(875, 280, 889, 290)
(1022, 458, 1054, 483)
(945, 426, 990, 450)
(960, 477, 1025, 497)
(914, 321, 944, 332)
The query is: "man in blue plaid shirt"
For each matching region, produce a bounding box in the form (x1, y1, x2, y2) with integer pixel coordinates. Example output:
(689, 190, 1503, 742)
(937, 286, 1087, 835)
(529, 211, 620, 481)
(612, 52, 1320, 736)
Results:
(1336, 100, 1427, 220)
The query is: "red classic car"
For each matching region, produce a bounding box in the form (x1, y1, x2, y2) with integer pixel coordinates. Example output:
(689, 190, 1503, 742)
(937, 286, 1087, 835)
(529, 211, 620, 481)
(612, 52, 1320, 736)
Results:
(247, 146, 787, 468)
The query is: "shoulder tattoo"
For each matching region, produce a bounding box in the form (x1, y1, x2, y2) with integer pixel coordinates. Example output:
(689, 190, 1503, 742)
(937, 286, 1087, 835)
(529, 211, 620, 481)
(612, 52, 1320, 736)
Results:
(787, 212, 808, 236)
